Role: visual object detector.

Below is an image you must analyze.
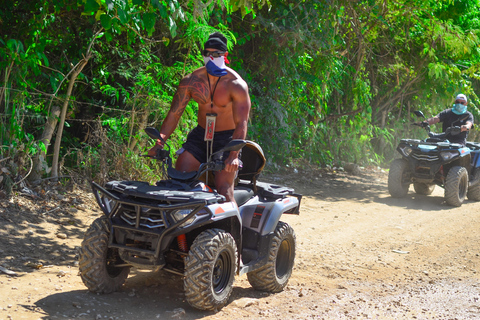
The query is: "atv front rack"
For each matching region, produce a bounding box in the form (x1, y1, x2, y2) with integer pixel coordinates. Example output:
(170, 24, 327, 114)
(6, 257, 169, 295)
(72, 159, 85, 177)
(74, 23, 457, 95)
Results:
(91, 181, 219, 264)
(400, 138, 464, 149)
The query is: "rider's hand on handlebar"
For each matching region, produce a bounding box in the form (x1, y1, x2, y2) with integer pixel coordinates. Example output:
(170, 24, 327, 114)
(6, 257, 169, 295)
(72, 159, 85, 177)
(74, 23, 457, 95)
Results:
(414, 121, 428, 128)
(461, 125, 470, 132)
(224, 153, 241, 173)
(147, 140, 164, 157)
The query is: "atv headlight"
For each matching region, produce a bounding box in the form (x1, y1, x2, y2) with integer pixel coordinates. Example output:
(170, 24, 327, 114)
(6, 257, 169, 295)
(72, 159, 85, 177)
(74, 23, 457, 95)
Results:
(172, 209, 195, 225)
(399, 146, 413, 157)
(440, 151, 459, 161)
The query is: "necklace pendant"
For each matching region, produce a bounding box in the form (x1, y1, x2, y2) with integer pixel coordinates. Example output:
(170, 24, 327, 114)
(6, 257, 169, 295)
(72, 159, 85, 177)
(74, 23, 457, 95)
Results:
(205, 113, 217, 141)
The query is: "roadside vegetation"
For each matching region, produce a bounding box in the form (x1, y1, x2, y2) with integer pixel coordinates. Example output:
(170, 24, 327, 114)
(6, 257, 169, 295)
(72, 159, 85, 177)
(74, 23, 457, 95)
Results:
(1, 0, 480, 195)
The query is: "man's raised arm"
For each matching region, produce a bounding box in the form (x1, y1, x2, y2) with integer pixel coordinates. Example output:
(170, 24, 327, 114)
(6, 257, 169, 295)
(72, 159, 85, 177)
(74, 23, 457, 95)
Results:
(230, 79, 251, 141)
(158, 76, 193, 142)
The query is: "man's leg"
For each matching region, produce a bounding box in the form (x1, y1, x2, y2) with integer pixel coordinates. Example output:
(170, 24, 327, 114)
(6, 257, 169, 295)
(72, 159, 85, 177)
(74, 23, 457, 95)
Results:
(215, 170, 237, 205)
(175, 150, 201, 172)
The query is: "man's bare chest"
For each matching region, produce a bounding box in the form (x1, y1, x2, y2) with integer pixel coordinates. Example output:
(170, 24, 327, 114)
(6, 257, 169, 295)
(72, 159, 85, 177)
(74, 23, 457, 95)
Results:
(189, 77, 231, 108)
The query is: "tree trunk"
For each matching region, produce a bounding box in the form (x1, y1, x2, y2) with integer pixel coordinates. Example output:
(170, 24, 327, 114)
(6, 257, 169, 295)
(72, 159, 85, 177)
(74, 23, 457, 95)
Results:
(129, 108, 149, 151)
(30, 104, 61, 183)
(50, 58, 89, 179)
(0, 60, 15, 113)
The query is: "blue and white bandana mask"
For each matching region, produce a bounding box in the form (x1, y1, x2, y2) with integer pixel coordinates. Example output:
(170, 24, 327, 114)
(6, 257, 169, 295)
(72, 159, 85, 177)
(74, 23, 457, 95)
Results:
(204, 56, 227, 77)
(452, 103, 467, 115)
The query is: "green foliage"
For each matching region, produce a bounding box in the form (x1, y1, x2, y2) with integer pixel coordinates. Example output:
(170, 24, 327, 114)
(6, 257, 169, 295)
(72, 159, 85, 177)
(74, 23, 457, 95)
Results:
(2, 0, 480, 192)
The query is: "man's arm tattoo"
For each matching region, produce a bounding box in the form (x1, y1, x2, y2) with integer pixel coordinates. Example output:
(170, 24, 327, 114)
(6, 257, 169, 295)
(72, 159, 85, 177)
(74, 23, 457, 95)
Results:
(171, 75, 210, 115)
(171, 83, 191, 117)
(189, 75, 209, 105)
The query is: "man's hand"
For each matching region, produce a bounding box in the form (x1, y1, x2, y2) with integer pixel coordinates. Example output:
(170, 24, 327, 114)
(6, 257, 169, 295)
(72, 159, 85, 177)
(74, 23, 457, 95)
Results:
(461, 121, 473, 132)
(224, 152, 241, 173)
(147, 140, 164, 157)
(413, 121, 428, 128)
(419, 121, 429, 128)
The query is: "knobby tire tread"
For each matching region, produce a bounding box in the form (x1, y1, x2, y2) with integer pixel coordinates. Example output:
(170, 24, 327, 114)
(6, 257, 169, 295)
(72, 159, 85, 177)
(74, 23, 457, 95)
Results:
(388, 159, 409, 198)
(247, 221, 296, 293)
(79, 217, 129, 293)
(467, 170, 480, 201)
(445, 166, 468, 207)
(184, 229, 237, 311)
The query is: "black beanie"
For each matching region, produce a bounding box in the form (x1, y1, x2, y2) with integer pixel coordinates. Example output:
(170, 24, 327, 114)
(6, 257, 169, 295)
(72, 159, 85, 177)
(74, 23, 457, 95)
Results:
(204, 32, 228, 52)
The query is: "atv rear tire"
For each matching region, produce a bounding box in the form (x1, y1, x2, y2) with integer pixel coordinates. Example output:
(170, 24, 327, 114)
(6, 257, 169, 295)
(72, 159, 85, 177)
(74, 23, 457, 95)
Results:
(79, 217, 130, 293)
(388, 159, 410, 198)
(445, 166, 468, 207)
(467, 170, 480, 201)
(247, 221, 296, 293)
(413, 182, 435, 195)
(184, 229, 237, 311)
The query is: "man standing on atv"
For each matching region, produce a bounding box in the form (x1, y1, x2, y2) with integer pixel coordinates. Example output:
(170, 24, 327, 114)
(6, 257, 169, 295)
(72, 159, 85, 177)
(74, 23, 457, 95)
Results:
(148, 32, 251, 204)
(421, 94, 474, 145)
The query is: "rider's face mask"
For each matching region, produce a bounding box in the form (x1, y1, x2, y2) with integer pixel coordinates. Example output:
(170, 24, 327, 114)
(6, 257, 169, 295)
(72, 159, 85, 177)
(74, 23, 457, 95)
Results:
(452, 100, 467, 115)
(203, 51, 228, 77)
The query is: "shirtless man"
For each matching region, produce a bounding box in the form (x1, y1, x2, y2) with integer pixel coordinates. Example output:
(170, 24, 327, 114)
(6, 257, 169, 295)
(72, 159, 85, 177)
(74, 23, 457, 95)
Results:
(148, 32, 251, 204)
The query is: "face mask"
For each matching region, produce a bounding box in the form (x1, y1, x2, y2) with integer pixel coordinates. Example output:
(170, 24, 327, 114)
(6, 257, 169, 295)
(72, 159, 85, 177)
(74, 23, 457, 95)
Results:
(452, 103, 467, 115)
(203, 56, 227, 77)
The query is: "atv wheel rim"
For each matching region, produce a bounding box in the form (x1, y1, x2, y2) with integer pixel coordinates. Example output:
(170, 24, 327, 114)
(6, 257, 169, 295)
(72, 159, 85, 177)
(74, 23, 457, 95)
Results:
(213, 250, 232, 294)
(276, 239, 293, 278)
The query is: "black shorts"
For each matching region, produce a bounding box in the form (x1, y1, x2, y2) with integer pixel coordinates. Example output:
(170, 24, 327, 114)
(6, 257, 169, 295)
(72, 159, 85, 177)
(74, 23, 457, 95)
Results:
(180, 126, 235, 163)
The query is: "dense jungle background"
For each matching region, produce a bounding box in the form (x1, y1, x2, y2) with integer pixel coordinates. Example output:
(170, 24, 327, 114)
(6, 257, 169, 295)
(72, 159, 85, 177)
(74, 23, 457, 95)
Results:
(1, 0, 480, 195)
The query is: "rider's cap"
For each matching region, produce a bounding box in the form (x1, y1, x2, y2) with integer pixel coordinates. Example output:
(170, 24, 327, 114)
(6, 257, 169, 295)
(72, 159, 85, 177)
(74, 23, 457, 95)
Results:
(455, 94, 468, 103)
(204, 32, 228, 52)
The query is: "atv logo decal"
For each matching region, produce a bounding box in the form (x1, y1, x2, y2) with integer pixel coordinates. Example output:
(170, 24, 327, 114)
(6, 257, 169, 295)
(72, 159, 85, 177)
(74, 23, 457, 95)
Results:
(250, 205, 265, 228)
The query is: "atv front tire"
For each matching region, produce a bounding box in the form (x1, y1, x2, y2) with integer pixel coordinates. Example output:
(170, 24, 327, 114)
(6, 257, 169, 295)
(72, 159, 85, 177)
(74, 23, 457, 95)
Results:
(184, 229, 237, 311)
(467, 170, 480, 201)
(445, 166, 468, 207)
(388, 159, 410, 198)
(247, 221, 296, 293)
(413, 182, 435, 195)
(79, 217, 130, 293)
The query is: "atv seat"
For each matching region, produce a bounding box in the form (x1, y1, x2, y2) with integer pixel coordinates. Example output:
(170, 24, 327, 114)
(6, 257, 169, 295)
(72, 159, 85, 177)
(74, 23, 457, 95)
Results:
(233, 186, 255, 206)
(237, 141, 266, 189)
(233, 141, 266, 206)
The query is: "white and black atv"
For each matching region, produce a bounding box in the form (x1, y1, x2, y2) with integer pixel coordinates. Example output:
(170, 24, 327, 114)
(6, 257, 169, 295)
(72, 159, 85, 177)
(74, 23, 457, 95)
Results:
(78, 127, 301, 311)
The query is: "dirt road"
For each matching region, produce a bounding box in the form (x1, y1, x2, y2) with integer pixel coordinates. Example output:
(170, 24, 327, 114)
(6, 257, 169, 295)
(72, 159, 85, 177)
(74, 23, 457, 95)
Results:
(1, 168, 480, 319)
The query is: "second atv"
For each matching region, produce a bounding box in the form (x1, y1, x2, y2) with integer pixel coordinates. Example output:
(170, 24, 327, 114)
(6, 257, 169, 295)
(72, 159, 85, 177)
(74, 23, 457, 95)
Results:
(388, 110, 480, 206)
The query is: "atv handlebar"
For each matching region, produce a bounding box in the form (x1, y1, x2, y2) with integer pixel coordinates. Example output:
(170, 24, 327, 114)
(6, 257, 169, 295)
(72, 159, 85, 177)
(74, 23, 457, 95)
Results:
(428, 126, 463, 140)
(412, 121, 429, 128)
(412, 110, 470, 143)
(142, 127, 246, 181)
